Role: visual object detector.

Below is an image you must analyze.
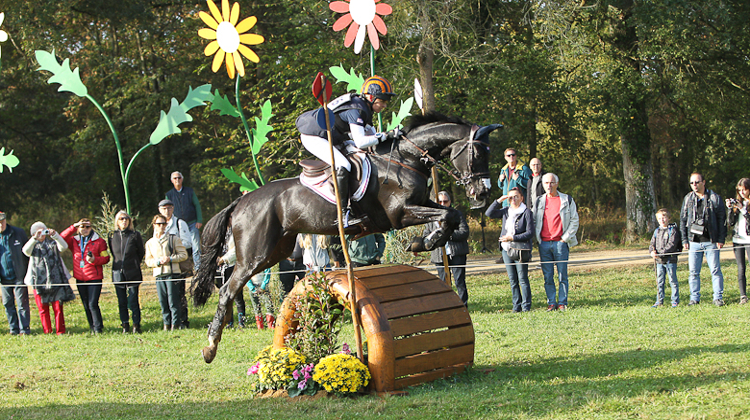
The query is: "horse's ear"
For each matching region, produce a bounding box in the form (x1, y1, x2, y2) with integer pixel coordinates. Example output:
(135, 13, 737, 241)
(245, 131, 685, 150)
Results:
(440, 146, 453, 158)
(476, 124, 503, 140)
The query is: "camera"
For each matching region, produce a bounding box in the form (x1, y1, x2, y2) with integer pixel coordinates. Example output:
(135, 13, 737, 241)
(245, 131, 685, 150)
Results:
(87, 251, 93, 258)
(42, 229, 49, 236)
(729, 198, 740, 206)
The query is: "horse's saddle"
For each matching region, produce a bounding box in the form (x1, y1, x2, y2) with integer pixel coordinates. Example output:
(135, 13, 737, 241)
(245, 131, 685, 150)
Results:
(298, 148, 371, 205)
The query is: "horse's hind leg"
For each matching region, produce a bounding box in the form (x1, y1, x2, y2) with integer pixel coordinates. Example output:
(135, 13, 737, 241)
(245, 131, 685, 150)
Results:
(202, 282, 239, 363)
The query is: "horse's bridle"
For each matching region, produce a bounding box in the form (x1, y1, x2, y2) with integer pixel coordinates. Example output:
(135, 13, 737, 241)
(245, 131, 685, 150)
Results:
(400, 125, 490, 186)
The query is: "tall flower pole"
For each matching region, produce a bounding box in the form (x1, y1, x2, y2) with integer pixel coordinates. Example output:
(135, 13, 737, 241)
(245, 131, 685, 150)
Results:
(0, 12, 20, 173)
(198, 0, 266, 186)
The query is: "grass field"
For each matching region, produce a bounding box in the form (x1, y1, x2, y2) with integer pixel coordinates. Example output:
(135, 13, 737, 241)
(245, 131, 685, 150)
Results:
(2, 258, 749, 420)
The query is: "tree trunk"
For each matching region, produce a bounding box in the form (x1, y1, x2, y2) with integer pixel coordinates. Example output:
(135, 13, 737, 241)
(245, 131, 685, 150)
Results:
(621, 133, 657, 241)
(417, 4, 435, 114)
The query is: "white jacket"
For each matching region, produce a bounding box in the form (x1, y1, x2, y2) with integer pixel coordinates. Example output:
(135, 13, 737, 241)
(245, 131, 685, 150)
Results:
(534, 192, 579, 247)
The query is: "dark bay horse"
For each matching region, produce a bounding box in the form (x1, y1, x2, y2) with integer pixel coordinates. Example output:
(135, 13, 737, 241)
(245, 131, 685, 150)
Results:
(192, 113, 501, 363)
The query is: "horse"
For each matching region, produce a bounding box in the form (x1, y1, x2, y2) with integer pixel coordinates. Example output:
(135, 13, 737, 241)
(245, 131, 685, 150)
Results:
(192, 112, 501, 363)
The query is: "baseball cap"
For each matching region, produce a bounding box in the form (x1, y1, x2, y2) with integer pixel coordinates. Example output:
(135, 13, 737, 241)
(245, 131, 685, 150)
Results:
(158, 199, 174, 207)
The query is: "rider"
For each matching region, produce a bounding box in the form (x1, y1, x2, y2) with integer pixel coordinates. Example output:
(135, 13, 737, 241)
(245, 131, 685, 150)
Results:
(296, 75, 397, 206)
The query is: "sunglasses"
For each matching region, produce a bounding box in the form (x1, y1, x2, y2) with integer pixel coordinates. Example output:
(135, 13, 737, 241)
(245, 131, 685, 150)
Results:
(118, 217, 130, 221)
(154, 222, 167, 225)
(506, 153, 516, 157)
(690, 181, 702, 185)
(80, 225, 92, 229)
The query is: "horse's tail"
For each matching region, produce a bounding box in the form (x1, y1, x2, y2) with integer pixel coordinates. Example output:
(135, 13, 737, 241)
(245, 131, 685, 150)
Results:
(191, 196, 242, 307)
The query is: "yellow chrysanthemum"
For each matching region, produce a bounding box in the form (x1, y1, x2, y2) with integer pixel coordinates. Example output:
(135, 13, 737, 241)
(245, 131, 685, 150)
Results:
(198, 0, 264, 79)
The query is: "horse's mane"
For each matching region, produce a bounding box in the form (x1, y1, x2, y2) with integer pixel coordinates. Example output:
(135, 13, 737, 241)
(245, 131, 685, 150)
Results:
(402, 112, 472, 134)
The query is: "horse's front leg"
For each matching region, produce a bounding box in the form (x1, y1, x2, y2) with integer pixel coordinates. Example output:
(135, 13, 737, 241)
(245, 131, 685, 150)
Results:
(202, 278, 243, 363)
(399, 204, 461, 252)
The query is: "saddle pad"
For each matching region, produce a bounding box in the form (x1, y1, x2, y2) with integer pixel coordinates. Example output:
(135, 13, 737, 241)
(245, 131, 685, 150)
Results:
(299, 151, 371, 205)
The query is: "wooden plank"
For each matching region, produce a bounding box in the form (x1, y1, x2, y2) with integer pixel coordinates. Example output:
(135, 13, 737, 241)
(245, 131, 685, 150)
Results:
(394, 344, 474, 378)
(358, 270, 438, 290)
(381, 291, 464, 319)
(351, 264, 421, 280)
(389, 308, 472, 337)
(394, 363, 471, 390)
(393, 325, 474, 359)
(371, 279, 452, 303)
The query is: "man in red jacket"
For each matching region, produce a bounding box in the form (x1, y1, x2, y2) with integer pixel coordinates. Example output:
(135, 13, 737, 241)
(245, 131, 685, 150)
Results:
(61, 218, 110, 333)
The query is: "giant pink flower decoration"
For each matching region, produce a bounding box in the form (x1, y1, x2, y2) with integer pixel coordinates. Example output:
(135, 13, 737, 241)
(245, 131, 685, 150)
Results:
(330, 0, 392, 54)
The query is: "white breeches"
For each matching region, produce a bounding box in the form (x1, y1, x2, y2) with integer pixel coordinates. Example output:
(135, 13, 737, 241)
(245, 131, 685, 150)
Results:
(300, 134, 351, 172)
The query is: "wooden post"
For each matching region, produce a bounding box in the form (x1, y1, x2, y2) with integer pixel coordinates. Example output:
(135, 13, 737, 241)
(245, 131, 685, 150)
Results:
(315, 73, 365, 361)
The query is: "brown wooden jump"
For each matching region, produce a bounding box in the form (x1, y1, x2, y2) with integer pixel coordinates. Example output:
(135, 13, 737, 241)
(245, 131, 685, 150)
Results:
(273, 264, 475, 393)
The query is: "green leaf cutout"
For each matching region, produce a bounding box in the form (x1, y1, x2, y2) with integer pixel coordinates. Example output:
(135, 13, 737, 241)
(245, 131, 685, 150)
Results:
(207, 89, 240, 118)
(35, 49, 88, 97)
(220, 167, 259, 192)
(386, 97, 415, 131)
(0, 147, 20, 173)
(150, 84, 212, 145)
(329, 65, 364, 93)
(250, 100, 274, 155)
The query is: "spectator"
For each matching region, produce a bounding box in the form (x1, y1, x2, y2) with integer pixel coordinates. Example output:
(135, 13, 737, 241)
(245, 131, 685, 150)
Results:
(246, 269, 276, 330)
(158, 199, 192, 328)
(486, 188, 535, 312)
(215, 222, 246, 328)
(145, 214, 188, 330)
(279, 234, 305, 298)
(348, 233, 386, 267)
(680, 172, 726, 306)
(1, 211, 31, 335)
(534, 173, 579, 311)
(61, 218, 110, 334)
(526, 158, 546, 212)
(727, 178, 750, 305)
(649, 209, 682, 308)
(22, 222, 75, 335)
(166, 171, 202, 272)
(300, 234, 331, 273)
(108, 210, 145, 334)
(423, 191, 470, 307)
(497, 148, 531, 207)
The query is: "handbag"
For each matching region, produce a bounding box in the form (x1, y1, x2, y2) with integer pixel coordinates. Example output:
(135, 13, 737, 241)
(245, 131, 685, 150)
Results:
(112, 269, 125, 283)
(167, 235, 194, 277)
(507, 241, 532, 263)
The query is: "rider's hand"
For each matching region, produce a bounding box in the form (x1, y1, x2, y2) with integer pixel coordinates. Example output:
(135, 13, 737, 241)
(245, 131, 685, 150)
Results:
(386, 128, 403, 141)
(375, 132, 387, 143)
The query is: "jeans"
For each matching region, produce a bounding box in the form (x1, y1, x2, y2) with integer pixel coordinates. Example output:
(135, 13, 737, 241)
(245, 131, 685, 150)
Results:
(539, 240, 569, 305)
(156, 275, 183, 328)
(2, 282, 31, 334)
(655, 262, 679, 305)
(76, 280, 103, 333)
(436, 254, 468, 306)
(501, 249, 531, 311)
(688, 241, 724, 302)
(733, 243, 750, 297)
(188, 222, 201, 271)
(114, 284, 141, 327)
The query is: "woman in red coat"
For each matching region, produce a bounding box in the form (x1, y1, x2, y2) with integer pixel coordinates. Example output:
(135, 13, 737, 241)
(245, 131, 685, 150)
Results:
(61, 218, 110, 333)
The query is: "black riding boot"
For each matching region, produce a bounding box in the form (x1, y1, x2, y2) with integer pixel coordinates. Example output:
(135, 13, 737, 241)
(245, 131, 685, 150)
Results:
(335, 167, 350, 207)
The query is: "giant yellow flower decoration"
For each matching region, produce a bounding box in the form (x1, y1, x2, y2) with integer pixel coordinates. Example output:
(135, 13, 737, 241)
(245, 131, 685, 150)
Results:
(198, 0, 264, 79)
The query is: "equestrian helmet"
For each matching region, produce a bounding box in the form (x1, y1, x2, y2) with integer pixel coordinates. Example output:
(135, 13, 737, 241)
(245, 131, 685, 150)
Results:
(361, 76, 396, 101)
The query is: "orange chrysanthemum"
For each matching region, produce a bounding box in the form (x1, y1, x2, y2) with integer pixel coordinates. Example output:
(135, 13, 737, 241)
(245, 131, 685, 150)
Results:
(198, 0, 264, 78)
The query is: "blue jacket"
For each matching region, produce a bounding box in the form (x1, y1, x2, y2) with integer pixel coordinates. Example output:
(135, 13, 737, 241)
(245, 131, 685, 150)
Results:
(497, 162, 532, 207)
(485, 201, 535, 248)
(0, 224, 29, 285)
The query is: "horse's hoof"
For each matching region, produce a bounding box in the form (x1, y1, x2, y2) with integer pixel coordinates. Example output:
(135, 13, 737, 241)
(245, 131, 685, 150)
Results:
(407, 236, 426, 252)
(202, 346, 216, 364)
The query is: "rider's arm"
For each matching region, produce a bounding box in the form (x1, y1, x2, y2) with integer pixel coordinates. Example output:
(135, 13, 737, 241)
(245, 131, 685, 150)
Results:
(349, 123, 382, 149)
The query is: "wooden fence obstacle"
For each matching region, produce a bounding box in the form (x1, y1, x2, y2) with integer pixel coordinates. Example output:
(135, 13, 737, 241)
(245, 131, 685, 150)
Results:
(273, 264, 475, 393)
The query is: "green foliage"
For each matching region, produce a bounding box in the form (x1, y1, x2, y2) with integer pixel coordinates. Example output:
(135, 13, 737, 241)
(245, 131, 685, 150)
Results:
(219, 167, 259, 193)
(386, 97, 414, 131)
(35, 49, 88, 97)
(150, 84, 213, 145)
(0, 147, 19, 173)
(329, 65, 365, 92)
(207, 89, 240, 118)
(250, 100, 275, 155)
(285, 271, 346, 364)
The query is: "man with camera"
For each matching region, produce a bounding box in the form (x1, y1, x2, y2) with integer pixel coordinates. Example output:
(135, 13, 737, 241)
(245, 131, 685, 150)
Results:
(680, 172, 727, 306)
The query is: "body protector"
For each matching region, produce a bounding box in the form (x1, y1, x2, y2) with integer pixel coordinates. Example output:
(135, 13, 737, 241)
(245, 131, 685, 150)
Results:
(296, 93, 382, 149)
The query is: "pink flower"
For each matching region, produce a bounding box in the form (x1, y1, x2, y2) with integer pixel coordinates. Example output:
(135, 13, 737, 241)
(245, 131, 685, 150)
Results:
(297, 379, 307, 390)
(247, 362, 260, 375)
(293, 370, 300, 380)
(341, 343, 351, 355)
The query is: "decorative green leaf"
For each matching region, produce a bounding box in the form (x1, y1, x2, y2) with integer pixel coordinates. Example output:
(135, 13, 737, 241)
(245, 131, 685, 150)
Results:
(150, 84, 212, 145)
(207, 89, 240, 118)
(0, 147, 20, 173)
(220, 167, 259, 192)
(35, 49, 88, 97)
(251, 100, 274, 155)
(386, 97, 415, 131)
(329, 65, 364, 93)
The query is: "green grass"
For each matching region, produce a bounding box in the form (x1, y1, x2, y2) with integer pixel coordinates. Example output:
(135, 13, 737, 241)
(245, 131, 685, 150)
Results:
(2, 260, 749, 419)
